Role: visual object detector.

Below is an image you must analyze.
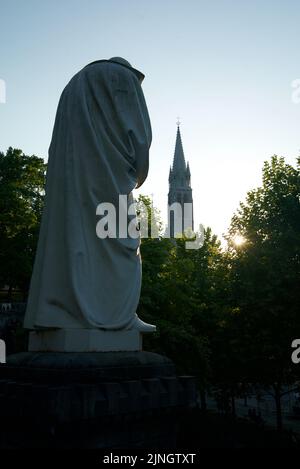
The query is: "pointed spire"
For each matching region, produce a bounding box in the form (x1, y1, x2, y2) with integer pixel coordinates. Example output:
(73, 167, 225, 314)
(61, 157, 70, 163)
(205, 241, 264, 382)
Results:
(186, 161, 191, 177)
(172, 124, 186, 173)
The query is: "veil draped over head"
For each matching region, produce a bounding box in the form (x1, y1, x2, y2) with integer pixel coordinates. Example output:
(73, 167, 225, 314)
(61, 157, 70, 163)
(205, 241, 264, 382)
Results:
(24, 58, 152, 330)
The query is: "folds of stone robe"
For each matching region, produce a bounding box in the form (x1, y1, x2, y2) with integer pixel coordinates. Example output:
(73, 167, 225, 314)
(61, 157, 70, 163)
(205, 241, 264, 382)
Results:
(24, 60, 152, 330)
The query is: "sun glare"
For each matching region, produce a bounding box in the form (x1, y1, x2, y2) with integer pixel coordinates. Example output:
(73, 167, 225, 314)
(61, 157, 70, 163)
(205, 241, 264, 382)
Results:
(232, 234, 246, 247)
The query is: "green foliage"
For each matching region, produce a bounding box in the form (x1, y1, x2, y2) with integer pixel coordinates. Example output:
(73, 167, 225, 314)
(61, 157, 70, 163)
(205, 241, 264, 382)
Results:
(0, 147, 46, 296)
(226, 155, 300, 386)
(136, 194, 163, 238)
(137, 207, 226, 380)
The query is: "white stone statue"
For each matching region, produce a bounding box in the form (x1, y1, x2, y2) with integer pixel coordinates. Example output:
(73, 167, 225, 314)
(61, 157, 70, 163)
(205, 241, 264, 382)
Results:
(24, 57, 156, 349)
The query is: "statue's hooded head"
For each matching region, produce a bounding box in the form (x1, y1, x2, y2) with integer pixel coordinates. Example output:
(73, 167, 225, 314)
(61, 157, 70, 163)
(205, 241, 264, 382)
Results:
(108, 57, 145, 84)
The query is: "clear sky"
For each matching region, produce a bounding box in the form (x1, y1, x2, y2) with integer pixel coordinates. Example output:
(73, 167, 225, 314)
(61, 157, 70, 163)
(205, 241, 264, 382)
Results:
(0, 0, 299, 240)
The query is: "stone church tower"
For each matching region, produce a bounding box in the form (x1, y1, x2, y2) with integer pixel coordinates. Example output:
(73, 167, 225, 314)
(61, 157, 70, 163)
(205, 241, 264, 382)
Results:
(167, 123, 194, 237)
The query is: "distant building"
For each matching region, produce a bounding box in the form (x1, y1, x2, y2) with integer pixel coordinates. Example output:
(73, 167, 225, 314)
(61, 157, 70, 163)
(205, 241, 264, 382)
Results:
(167, 123, 194, 237)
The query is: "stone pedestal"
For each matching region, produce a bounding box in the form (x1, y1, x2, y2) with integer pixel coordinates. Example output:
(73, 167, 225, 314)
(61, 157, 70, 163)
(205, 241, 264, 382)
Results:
(28, 329, 142, 352)
(0, 351, 197, 449)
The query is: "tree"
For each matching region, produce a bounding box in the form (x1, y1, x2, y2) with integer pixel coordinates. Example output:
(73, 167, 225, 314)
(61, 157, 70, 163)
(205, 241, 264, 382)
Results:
(227, 155, 300, 430)
(0, 147, 46, 299)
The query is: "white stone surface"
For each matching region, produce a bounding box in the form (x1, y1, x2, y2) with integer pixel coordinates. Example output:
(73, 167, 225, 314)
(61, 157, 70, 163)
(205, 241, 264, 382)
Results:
(28, 329, 143, 352)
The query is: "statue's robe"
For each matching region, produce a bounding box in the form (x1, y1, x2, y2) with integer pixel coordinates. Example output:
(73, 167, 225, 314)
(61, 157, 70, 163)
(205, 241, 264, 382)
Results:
(24, 61, 152, 330)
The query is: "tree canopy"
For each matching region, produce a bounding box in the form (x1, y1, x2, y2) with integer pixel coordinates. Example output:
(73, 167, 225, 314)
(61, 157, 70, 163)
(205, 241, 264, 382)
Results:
(0, 147, 46, 298)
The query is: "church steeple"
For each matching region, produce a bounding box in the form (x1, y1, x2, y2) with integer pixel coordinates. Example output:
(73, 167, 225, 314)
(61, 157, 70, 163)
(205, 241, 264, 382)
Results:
(169, 123, 192, 191)
(167, 121, 194, 237)
(172, 125, 186, 174)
